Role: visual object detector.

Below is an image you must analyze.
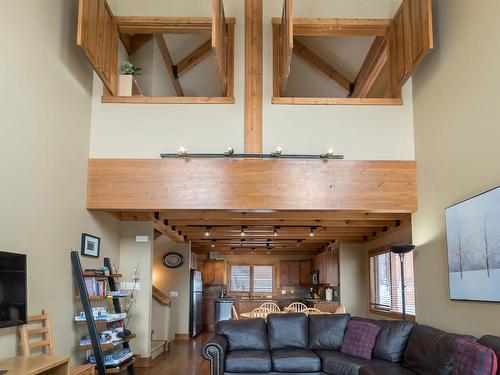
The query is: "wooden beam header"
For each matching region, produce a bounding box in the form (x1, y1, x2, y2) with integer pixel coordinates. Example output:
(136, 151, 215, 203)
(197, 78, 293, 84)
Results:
(117, 16, 235, 35)
(87, 159, 417, 212)
(272, 18, 391, 36)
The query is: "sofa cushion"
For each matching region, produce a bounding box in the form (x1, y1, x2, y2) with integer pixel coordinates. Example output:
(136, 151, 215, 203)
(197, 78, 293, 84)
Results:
(271, 349, 321, 373)
(354, 317, 416, 362)
(451, 338, 498, 375)
(479, 335, 500, 374)
(225, 350, 272, 373)
(403, 324, 476, 375)
(216, 318, 268, 351)
(309, 314, 351, 350)
(359, 365, 417, 375)
(341, 320, 381, 360)
(267, 313, 309, 350)
(316, 350, 394, 375)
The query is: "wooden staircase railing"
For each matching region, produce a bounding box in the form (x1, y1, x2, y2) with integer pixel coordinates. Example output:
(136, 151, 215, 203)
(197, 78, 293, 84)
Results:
(152, 285, 171, 307)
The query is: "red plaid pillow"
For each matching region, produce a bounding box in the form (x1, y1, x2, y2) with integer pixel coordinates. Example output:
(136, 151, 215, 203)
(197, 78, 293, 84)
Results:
(341, 320, 380, 360)
(452, 338, 498, 375)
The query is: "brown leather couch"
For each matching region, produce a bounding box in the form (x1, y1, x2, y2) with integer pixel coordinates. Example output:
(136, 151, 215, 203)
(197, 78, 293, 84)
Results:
(202, 313, 500, 375)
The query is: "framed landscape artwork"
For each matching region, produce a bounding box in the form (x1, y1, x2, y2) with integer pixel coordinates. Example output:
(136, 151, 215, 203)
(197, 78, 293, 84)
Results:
(445, 186, 500, 302)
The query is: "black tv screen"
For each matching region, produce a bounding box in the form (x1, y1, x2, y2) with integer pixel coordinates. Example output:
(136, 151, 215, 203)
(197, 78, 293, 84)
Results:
(0, 251, 27, 328)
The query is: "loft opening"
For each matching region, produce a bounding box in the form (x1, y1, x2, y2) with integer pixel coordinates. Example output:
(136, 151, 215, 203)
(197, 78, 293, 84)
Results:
(77, 0, 235, 104)
(272, 0, 433, 105)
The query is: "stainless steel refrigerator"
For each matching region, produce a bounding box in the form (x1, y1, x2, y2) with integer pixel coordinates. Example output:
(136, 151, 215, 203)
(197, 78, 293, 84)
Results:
(189, 270, 203, 337)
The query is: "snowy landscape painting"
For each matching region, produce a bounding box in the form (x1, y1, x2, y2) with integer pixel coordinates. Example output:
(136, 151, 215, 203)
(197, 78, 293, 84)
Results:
(445, 186, 500, 302)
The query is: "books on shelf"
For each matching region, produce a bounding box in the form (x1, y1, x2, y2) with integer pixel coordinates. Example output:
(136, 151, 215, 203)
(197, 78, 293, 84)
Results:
(89, 348, 134, 367)
(75, 312, 127, 323)
(84, 277, 106, 299)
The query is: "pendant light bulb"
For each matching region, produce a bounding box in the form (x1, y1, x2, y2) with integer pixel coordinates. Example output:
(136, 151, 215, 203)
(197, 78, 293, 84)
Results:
(178, 146, 188, 156)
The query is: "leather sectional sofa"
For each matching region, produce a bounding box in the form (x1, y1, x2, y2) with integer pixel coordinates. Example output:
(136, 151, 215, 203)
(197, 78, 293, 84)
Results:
(202, 313, 500, 375)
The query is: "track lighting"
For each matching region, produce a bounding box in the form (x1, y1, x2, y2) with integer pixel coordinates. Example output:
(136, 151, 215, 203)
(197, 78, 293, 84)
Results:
(240, 239, 245, 247)
(309, 227, 316, 237)
(271, 146, 283, 158)
(240, 227, 246, 236)
(321, 148, 335, 159)
(178, 146, 188, 156)
(297, 240, 303, 247)
(204, 226, 211, 237)
(230, 247, 235, 255)
(251, 248, 255, 254)
(273, 226, 279, 236)
(224, 146, 235, 156)
(211, 240, 216, 248)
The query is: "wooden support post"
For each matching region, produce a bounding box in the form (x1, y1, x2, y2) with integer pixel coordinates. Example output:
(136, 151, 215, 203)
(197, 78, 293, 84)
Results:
(155, 33, 184, 96)
(244, 0, 263, 154)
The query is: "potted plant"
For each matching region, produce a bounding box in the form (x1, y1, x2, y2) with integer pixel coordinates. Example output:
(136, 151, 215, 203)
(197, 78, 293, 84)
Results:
(117, 61, 143, 96)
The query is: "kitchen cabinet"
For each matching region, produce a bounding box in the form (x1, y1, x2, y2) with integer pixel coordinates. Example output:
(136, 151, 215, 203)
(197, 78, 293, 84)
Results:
(280, 260, 300, 287)
(203, 260, 225, 285)
(299, 259, 313, 286)
(190, 252, 198, 270)
(314, 251, 339, 286)
(203, 297, 216, 329)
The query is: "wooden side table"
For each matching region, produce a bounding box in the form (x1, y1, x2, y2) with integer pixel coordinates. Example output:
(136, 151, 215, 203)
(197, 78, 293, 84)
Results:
(0, 356, 70, 375)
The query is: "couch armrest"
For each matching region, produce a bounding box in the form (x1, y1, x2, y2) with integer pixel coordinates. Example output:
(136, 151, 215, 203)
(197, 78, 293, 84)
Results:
(202, 334, 228, 375)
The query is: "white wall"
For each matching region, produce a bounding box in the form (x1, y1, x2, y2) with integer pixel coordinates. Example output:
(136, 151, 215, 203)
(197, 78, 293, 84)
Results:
(119, 222, 154, 357)
(412, 0, 500, 337)
(0, 0, 121, 362)
(90, 0, 414, 160)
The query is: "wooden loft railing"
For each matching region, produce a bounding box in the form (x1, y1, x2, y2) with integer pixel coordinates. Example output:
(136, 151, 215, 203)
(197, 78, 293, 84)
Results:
(153, 286, 171, 307)
(272, 0, 433, 105)
(77, 0, 235, 105)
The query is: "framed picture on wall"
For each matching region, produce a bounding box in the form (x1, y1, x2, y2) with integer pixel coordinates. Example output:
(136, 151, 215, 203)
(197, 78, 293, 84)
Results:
(445, 186, 500, 302)
(81, 233, 100, 258)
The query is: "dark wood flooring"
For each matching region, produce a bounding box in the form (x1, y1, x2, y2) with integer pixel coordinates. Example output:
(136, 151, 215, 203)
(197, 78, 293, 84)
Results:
(136, 331, 211, 375)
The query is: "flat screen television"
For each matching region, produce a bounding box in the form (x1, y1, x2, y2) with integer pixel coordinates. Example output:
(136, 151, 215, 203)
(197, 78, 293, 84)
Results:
(0, 251, 27, 328)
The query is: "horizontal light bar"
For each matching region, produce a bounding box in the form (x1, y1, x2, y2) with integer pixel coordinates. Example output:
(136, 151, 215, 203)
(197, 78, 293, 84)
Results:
(160, 153, 345, 160)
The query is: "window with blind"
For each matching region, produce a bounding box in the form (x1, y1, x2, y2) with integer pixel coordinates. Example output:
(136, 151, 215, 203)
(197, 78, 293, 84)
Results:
(229, 265, 273, 294)
(369, 249, 416, 319)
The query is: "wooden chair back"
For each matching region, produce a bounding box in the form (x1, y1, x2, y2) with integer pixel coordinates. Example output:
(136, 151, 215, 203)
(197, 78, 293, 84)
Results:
(260, 302, 280, 312)
(335, 305, 346, 314)
(231, 304, 239, 320)
(287, 302, 308, 313)
(248, 307, 273, 319)
(303, 308, 323, 315)
(19, 309, 54, 356)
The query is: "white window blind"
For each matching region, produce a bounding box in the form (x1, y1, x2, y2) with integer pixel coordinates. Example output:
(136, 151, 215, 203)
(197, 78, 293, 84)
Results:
(369, 250, 416, 317)
(230, 265, 273, 294)
(230, 266, 251, 292)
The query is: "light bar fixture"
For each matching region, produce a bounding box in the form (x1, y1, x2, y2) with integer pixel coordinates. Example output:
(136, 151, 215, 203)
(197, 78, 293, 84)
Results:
(204, 226, 211, 237)
(309, 227, 316, 237)
(161, 150, 344, 160)
(240, 226, 246, 236)
(211, 240, 216, 248)
(273, 226, 279, 236)
(178, 146, 188, 156)
(321, 148, 336, 159)
(224, 146, 235, 156)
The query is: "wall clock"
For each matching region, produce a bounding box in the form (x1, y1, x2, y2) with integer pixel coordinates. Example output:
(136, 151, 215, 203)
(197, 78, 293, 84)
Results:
(162, 252, 184, 268)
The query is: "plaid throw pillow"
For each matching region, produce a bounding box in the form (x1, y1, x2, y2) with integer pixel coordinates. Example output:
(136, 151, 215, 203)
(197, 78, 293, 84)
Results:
(452, 338, 498, 375)
(341, 320, 381, 360)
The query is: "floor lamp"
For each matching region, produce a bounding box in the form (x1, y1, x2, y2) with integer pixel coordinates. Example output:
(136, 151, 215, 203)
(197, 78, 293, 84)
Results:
(390, 244, 415, 321)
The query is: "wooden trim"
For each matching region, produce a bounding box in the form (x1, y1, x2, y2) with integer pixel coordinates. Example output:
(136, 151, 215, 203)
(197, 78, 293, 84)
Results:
(353, 37, 388, 98)
(272, 24, 281, 98)
(272, 18, 391, 36)
(154, 218, 186, 243)
(212, 0, 228, 96)
(226, 23, 235, 98)
(155, 34, 184, 96)
(271, 97, 403, 105)
(228, 262, 277, 296)
(244, 0, 263, 153)
(117, 16, 236, 34)
(175, 334, 190, 340)
(152, 286, 172, 307)
(101, 96, 235, 104)
(120, 34, 153, 55)
(87, 159, 418, 212)
(176, 39, 213, 78)
(279, 0, 293, 94)
(293, 38, 351, 93)
(369, 307, 416, 321)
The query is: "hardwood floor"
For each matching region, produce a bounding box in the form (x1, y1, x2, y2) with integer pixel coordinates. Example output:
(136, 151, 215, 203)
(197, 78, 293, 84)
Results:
(137, 331, 211, 375)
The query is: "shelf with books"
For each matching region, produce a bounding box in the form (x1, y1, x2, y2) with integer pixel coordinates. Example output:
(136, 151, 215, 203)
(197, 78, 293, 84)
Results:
(106, 358, 135, 374)
(77, 334, 137, 351)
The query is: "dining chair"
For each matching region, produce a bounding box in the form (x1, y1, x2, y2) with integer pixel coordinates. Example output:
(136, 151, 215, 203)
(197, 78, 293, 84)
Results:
(260, 302, 280, 312)
(248, 307, 273, 319)
(232, 304, 239, 320)
(303, 308, 323, 315)
(19, 309, 54, 356)
(335, 305, 346, 314)
(287, 302, 308, 313)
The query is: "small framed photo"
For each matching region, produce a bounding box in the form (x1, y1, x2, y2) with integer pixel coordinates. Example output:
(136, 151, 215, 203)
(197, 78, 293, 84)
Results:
(81, 233, 100, 258)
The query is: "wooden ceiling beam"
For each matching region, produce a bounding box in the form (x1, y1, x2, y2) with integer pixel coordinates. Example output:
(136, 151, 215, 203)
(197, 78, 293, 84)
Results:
(154, 34, 184, 96)
(176, 39, 213, 78)
(167, 219, 400, 227)
(119, 34, 153, 55)
(293, 38, 351, 94)
(272, 18, 391, 37)
(117, 16, 235, 35)
(153, 218, 186, 243)
(352, 37, 388, 98)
